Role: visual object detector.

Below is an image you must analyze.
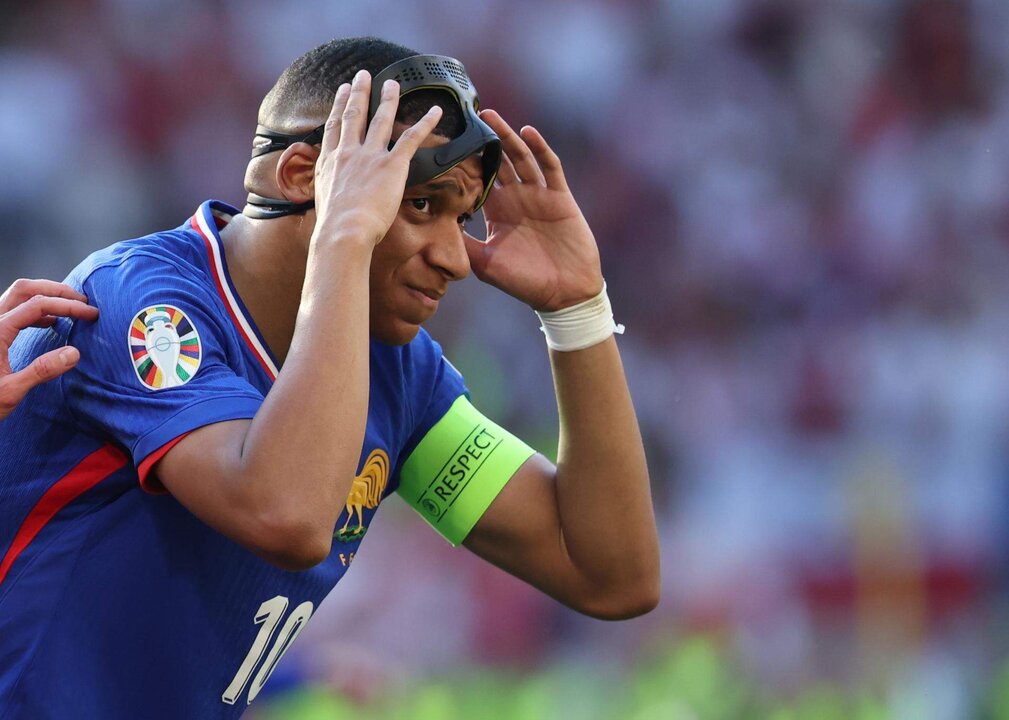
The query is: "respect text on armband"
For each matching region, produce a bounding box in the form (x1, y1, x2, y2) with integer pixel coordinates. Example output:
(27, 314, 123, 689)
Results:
(415, 426, 502, 523)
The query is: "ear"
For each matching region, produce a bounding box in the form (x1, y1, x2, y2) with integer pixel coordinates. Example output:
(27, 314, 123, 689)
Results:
(274, 143, 321, 204)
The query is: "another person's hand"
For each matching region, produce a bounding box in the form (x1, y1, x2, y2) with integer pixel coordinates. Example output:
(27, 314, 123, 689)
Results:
(465, 109, 604, 312)
(0, 279, 99, 419)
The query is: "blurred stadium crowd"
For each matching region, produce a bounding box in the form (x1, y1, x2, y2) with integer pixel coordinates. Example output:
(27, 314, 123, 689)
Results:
(5, 0, 1009, 717)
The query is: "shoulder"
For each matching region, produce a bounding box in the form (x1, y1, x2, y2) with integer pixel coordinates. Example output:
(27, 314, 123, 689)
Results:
(69, 226, 211, 301)
(60, 231, 240, 389)
(387, 329, 468, 444)
(398, 329, 464, 384)
(69, 227, 224, 334)
(380, 329, 467, 413)
(10, 224, 214, 365)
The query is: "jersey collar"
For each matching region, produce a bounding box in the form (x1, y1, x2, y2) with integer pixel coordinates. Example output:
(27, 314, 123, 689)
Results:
(190, 201, 280, 381)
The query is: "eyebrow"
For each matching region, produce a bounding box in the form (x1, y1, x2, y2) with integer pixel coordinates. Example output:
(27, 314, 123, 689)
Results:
(418, 180, 464, 197)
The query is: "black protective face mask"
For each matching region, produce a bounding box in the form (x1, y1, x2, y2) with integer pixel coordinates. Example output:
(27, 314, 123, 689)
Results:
(245, 54, 501, 220)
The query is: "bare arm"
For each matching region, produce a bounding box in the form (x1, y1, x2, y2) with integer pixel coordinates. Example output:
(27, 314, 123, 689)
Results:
(461, 111, 659, 619)
(465, 345, 659, 620)
(154, 73, 444, 570)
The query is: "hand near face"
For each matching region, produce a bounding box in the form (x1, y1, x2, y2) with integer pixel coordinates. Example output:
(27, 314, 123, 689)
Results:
(0, 279, 99, 420)
(465, 110, 604, 312)
(312, 71, 444, 248)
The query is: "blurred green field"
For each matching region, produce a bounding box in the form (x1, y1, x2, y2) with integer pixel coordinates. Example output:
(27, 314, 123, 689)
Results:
(251, 636, 1009, 720)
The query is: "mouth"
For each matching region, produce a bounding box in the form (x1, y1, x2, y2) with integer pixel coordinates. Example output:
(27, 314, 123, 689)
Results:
(406, 285, 444, 310)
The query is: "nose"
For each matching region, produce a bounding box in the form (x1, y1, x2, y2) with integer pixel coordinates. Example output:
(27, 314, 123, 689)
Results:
(424, 220, 472, 282)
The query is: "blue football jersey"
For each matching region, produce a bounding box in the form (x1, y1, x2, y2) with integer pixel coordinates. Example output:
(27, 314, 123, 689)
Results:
(0, 201, 468, 718)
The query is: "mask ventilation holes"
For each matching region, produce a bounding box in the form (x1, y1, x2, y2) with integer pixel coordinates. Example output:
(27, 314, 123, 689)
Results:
(423, 61, 452, 81)
(443, 60, 470, 89)
(395, 68, 425, 83)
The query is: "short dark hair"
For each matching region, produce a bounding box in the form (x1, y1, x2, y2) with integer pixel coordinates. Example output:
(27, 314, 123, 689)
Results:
(260, 36, 465, 139)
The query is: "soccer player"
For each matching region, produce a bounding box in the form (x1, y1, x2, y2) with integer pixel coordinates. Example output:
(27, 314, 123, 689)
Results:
(0, 279, 99, 420)
(0, 38, 659, 717)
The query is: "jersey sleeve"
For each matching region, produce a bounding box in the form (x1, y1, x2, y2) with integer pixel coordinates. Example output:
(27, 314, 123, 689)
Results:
(395, 336, 535, 546)
(61, 258, 265, 490)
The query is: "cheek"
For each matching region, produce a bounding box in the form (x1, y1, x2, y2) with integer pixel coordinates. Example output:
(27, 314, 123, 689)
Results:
(368, 259, 394, 312)
(368, 245, 410, 312)
(373, 223, 423, 277)
(369, 245, 403, 290)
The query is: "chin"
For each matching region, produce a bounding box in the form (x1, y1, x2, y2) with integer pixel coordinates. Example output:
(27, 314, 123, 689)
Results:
(371, 320, 422, 346)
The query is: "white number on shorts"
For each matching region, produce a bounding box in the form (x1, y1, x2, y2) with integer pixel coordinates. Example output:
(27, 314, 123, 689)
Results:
(221, 595, 315, 705)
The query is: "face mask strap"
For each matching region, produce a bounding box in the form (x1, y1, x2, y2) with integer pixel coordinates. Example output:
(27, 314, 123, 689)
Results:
(245, 193, 315, 220)
(244, 125, 325, 219)
(250, 124, 325, 159)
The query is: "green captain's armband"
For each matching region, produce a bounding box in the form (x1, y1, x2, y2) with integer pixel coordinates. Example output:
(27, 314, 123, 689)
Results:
(398, 396, 536, 546)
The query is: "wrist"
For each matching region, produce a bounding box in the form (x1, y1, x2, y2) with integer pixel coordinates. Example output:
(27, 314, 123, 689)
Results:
(534, 280, 604, 313)
(306, 228, 375, 277)
(311, 210, 387, 250)
(535, 282, 625, 352)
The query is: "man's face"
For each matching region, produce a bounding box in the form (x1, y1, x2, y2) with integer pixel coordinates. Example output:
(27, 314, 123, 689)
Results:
(368, 126, 485, 345)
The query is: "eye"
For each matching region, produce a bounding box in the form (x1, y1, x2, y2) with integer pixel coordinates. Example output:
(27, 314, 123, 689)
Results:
(457, 212, 473, 227)
(408, 198, 431, 214)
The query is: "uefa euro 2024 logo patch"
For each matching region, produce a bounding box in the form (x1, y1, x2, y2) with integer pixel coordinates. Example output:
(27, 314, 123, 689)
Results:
(129, 305, 202, 390)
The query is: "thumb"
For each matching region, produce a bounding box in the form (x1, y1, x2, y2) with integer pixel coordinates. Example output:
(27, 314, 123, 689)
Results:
(0, 346, 80, 415)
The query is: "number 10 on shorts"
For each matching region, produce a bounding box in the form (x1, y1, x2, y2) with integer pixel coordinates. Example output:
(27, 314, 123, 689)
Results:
(222, 595, 315, 705)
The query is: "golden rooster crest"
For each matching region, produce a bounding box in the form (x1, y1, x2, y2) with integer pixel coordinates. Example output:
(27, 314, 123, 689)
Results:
(334, 448, 389, 542)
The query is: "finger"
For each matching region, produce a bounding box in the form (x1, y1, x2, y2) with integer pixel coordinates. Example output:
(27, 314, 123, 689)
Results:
(390, 105, 444, 158)
(29, 316, 58, 329)
(0, 297, 99, 339)
(0, 279, 89, 314)
(479, 109, 544, 186)
(320, 82, 353, 155)
(494, 151, 519, 186)
(0, 346, 80, 414)
(342, 70, 373, 146)
(462, 231, 491, 279)
(364, 79, 401, 149)
(520, 125, 569, 192)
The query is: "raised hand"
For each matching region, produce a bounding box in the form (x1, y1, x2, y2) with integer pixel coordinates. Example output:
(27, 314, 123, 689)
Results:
(464, 109, 604, 312)
(0, 279, 99, 419)
(312, 70, 444, 247)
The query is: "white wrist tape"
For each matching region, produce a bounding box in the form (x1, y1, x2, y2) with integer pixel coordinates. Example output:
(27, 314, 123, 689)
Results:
(535, 283, 625, 352)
